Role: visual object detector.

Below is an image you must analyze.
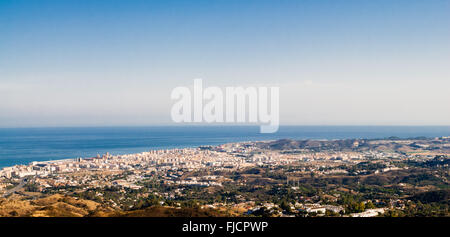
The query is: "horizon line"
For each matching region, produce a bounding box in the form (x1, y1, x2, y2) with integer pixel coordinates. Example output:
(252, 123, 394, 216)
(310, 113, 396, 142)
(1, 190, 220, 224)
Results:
(1, 124, 450, 129)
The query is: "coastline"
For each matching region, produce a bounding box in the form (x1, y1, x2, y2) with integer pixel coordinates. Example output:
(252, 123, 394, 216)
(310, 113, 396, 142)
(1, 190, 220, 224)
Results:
(2, 134, 449, 172)
(1, 125, 450, 170)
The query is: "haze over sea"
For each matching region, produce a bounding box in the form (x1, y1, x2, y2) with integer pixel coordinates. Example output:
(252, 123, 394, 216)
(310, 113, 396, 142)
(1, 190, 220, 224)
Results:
(1, 126, 450, 168)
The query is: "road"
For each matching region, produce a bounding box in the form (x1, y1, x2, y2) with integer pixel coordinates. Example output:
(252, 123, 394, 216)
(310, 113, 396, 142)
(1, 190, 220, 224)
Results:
(1, 178, 26, 198)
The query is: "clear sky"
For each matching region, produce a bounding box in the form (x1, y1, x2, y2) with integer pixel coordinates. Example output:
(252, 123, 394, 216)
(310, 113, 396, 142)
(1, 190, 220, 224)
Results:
(0, 0, 449, 127)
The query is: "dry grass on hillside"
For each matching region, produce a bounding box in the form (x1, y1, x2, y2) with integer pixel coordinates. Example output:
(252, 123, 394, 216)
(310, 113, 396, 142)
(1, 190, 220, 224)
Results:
(0, 194, 107, 217)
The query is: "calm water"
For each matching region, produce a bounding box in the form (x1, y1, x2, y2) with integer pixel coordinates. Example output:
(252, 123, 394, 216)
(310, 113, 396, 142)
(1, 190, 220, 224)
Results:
(1, 126, 449, 168)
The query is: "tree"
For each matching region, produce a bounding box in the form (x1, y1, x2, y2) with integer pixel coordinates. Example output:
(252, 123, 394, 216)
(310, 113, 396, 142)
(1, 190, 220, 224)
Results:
(366, 201, 375, 209)
(356, 202, 366, 212)
(280, 200, 291, 213)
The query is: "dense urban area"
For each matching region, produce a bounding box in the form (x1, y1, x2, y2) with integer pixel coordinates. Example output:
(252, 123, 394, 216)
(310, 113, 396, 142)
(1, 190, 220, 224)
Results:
(0, 137, 448, 217)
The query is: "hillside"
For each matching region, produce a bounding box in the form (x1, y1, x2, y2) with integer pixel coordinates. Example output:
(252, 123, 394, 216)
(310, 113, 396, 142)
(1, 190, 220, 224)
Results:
(0, 194, 111, 217)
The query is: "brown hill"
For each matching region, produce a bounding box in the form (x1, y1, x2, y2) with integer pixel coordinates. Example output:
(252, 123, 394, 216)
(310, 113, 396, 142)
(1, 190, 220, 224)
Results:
(0, 194, 108, 217)
(111, 206, 231, 217)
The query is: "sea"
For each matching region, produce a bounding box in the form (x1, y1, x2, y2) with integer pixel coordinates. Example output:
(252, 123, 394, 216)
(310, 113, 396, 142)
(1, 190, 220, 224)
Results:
(0, 126, 449, 169)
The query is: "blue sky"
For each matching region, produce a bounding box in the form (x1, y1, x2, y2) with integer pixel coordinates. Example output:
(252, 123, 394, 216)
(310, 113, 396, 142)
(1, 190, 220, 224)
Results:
(0, 0, 449, 127)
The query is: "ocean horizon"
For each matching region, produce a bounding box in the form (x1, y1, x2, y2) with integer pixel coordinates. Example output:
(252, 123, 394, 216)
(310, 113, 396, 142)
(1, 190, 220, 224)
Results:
(1, 125, 450, 169)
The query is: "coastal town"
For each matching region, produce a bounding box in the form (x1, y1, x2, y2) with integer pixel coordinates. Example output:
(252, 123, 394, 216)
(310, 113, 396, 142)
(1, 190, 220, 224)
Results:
(0, 137, 448, 217)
